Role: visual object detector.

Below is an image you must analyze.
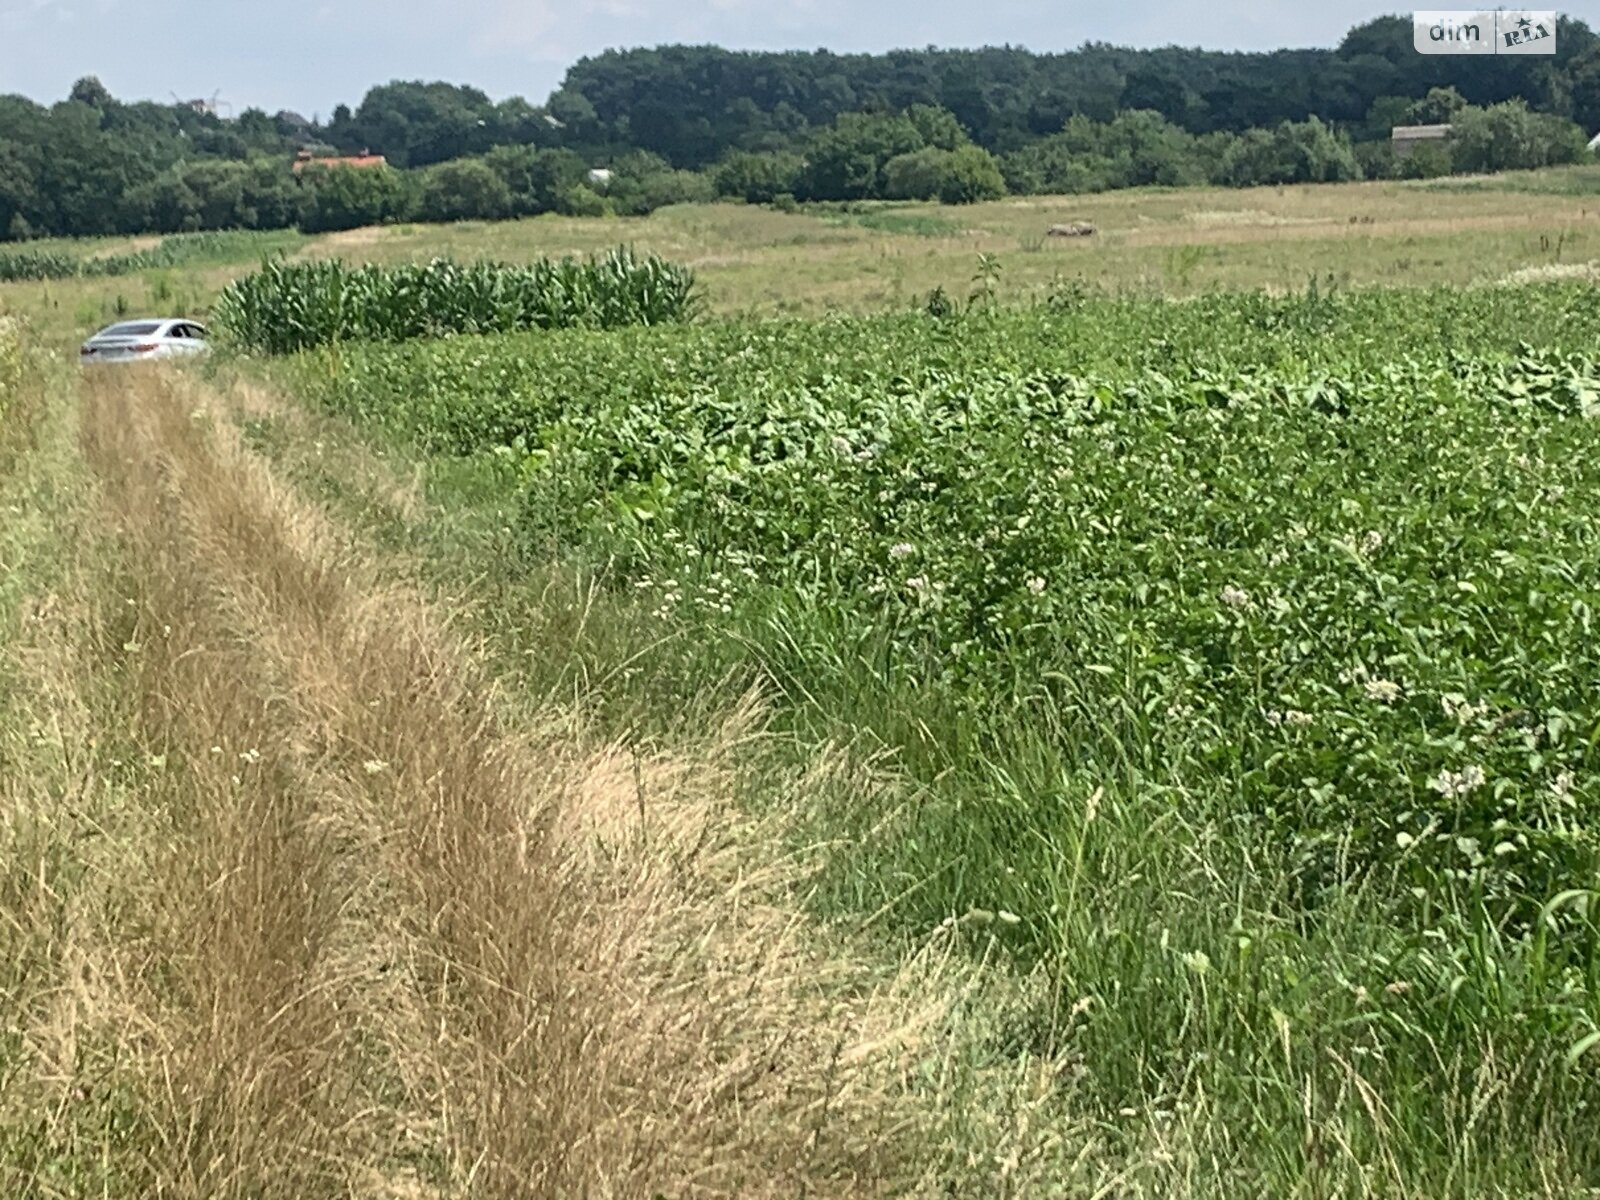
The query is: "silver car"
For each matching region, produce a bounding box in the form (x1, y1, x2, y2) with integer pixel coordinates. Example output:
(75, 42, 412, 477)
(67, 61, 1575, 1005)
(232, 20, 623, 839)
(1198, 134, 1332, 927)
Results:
(79, 318, 209, 365)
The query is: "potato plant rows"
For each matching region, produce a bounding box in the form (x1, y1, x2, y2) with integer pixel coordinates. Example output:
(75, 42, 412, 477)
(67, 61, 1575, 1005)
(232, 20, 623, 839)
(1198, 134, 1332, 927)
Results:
(284, 284, 1600, 1167)
(289, 282, 1600, 922)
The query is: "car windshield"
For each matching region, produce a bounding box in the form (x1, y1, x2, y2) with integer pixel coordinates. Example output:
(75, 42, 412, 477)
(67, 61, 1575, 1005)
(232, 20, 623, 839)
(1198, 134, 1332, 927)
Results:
(96, 321, 165, 337)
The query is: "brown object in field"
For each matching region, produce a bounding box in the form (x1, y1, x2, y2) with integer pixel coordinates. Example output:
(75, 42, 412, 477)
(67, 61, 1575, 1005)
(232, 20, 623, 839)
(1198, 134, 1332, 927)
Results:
(1047, 222, 1097, 238)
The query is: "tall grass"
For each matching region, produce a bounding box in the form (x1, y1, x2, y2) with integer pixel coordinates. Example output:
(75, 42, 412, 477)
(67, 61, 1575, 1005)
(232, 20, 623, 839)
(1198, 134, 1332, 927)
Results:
(10, 358, 1040, 1196)
(0, 316, 41, 470)
(213, 248, 698, 353)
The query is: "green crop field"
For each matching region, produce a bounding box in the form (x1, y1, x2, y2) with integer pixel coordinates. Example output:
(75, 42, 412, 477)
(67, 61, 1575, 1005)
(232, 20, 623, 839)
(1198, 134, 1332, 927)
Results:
(5, 172, 1600, 1194)
(236, 275, 1600, 1192)
(2, 168, 1599, 344)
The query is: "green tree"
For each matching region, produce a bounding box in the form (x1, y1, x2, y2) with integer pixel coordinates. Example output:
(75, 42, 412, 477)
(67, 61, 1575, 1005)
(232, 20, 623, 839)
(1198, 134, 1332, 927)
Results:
(1403, 86, 1468, 125)
(882, 145, 1005, 203)
(557, 183, 608, 217)
(418, 158, 514, 221)
(68, 75, 112, 112)
(712, 151, 804, 203)
(1215, 118, 1361, 186)
(1397, 140, 1453, 179)
(39, 102, 159, 235)
(1000, 110, 1204, 194)
(298, 163, 415, 232)
(121, 171, 201, 233)
(881, 148, 951, 200)
(905, 104, 970, 150)
(481, 145, 589, 215)
(798, 110, 925, 200)
(339, 81, 498, 167)
(934, 145, 1007, 203)
(1361, 95, 1414, 141)
(1450, 100, 1588, 172)
(1571, 44, 1600, 135)
(0, 141, 42, 240)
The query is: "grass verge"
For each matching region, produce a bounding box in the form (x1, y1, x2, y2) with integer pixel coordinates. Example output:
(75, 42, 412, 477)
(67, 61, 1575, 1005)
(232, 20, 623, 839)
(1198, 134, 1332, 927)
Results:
(3, 354, 1093, 1197)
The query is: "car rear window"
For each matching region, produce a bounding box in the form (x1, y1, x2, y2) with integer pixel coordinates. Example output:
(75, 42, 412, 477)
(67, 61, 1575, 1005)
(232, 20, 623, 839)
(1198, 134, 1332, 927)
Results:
(98, 321, 164, 337)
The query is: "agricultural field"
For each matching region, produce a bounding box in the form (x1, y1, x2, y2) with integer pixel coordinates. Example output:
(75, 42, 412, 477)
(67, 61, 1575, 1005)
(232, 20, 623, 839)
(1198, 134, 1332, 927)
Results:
(3, 174, 1600, 1196)
(257, 273, 1600, 1193)
(2, 165, 1598, 342)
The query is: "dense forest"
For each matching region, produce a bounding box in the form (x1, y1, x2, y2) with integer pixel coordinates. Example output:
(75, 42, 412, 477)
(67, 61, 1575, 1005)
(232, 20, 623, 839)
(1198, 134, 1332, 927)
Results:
(3, 13, 1598, 241)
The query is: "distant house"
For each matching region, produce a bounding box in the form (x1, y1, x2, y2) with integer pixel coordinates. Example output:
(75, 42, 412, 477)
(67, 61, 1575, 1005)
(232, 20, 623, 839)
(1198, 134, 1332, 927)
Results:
(1588, 130, 1600, 154)
(586, 167, 615, 188)
(1391, 124, 1452, 161)
(275, 110, 314, 134)
(291, 149, 388, 173)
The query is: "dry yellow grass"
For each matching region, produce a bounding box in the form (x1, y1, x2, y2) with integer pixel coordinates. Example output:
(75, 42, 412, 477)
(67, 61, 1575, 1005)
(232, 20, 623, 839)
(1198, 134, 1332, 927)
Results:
(2, 359, 1082, 1197)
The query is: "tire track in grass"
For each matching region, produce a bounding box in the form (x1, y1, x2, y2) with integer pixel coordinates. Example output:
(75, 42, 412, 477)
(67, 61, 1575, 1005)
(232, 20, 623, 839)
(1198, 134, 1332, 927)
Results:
(74, 365, 991, 1198)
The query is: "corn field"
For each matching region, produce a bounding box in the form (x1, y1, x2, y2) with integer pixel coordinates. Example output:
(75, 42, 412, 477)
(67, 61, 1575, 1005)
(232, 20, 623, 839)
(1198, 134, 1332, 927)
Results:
(212, 249, 699, 354)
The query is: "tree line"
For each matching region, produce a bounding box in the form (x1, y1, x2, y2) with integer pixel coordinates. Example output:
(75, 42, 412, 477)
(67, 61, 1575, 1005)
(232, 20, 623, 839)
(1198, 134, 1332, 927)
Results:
(2, 13, 1597, 242)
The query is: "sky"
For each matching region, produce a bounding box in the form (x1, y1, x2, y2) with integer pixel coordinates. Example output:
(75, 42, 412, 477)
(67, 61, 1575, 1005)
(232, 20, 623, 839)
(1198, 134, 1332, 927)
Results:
(2, 1, 1420, 117)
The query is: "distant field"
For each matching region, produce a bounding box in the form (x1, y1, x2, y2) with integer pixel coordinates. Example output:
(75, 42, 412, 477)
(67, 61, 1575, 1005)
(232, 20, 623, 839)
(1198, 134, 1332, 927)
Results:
(2, 165, 1598, 345)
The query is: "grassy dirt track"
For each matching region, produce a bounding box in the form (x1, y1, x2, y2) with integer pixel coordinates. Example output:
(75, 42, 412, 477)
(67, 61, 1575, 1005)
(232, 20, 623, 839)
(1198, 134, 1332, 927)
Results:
(1, 355, 1076, 1198)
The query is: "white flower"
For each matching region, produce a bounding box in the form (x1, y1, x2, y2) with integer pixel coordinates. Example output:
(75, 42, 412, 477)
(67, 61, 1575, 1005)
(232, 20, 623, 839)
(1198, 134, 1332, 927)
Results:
(1364, 679, 1401, 704)
(830, 435, 851, 455)
(1429, 765, 1486, 798)
(905, 575, 929, 593)
(1220, 585, 1252, 609)
(1551, 770, 1576, 800)
(1285, 709, 1313, 727)
(1362, 530, 1384, 556)
(1026, 576, 1047, 595)
(1441, 694, 1487, 725)
(239, 749, 261, 765)
(889, 542, 916, 560)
